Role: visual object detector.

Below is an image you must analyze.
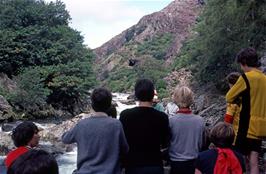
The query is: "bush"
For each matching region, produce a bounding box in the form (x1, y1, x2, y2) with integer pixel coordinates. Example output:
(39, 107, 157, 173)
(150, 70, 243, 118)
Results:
(136, 33, 173, 60)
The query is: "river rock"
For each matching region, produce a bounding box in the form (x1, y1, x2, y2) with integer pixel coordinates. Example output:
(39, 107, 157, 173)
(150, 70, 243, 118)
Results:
(0, 132, 13, 155)
(39, 113, 91, 151)
(1, 121, 23, 132)
(2, 123, 16, 132)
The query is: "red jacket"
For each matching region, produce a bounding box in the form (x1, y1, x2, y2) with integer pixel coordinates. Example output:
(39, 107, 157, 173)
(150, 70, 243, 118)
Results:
(5, 146, 29, 168)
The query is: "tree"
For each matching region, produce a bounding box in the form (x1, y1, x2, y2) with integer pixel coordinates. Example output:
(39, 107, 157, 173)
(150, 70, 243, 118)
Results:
(0, 0, 96, 117)
(175, 0, 266, 91)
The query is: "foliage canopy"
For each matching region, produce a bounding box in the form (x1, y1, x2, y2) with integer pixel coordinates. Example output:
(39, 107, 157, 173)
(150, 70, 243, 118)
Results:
(174, 0, 266, 91)
(0, 0, 96, 118)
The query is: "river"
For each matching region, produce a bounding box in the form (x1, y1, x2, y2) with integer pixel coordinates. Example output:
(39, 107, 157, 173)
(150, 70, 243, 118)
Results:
(0, 93, 136, 174)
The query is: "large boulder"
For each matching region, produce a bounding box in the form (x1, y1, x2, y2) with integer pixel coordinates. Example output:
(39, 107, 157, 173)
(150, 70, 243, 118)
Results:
(39, 112, 92, 152)
(0, 132, 13, 155)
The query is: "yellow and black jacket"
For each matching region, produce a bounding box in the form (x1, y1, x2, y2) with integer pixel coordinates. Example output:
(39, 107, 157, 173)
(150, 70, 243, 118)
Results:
(226, 69, 266, 140)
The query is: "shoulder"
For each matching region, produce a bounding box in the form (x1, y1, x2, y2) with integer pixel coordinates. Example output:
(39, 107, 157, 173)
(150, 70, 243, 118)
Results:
(120, 107, 137, 116)
(189, 114, 205, 125)
(153, 109, 169, 121)
(194, 114, 204, 120)
(75, 117, 92, 126)
(5, 147, 29, 167)
(7, 147, 29, 156)
(155, 109, 168, 117)
(119, 108, 136, 120)
(109, 117, 123, 126)
(198, 149, 217, 159)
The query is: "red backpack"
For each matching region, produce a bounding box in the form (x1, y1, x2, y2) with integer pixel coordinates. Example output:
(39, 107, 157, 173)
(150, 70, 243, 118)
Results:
(214, 148, 243, 174)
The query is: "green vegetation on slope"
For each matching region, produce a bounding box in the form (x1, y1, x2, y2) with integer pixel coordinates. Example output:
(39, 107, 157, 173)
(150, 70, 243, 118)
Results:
(174, 0, 266, 91)
(105, 33, 174, 98)
(137, 33, 173, 60)
(0, 0, 96, 118)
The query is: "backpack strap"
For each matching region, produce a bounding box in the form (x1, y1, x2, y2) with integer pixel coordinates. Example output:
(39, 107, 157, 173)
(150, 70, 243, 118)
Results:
(235, 73, 251, 152)
(241, 73, 250, 90)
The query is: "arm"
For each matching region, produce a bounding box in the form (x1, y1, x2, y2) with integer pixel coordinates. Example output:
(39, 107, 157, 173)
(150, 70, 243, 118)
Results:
(161, 115, 171, 149)
(61, 124, 78, 144)
(224, 103, 238, 123)
(198, 120, 205, 151)
(226, 76, 246, 103)
(119, 123, 129, 155)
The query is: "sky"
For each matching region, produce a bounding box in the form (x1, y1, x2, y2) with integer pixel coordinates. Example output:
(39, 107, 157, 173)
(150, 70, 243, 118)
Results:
(45, 0, 173, 49)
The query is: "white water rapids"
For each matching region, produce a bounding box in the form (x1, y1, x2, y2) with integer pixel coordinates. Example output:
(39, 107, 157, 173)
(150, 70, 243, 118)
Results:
(0, 93, 136, 174)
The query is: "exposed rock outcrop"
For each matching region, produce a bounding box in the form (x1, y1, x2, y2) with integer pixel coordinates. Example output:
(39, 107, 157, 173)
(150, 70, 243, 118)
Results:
(94, 0, 201, 78)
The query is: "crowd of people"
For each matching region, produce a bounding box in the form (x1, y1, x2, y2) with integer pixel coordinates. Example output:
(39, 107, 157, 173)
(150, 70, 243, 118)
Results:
(3, 47, 266, 174)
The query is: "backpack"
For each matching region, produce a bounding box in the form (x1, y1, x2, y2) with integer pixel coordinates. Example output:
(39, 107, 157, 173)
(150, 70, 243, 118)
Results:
(214, 148, 243, 174)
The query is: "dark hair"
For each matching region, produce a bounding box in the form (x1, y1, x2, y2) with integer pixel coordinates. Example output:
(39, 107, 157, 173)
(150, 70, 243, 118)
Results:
(12, 121, 38, 147)
(106, 104, 117, 118)
(226, 72, 241, 85)
(7, 149, 58, 174)
(236, 47, 259, 67)
(210, 122, 235, 148)
(134, 79, 155, 102)
(91, 88, 112, 112)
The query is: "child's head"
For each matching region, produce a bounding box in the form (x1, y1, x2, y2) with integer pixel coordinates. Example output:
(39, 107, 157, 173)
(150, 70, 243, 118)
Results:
(7, 149, 58, 174)
(210, 122, 235, 148)
(173, 85, 194, 108)
(226, 72, 241, 87)
(12, 121, 39, 147)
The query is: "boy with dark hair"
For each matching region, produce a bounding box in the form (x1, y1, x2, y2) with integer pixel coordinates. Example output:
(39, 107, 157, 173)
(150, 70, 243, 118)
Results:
(7, 149, 58, 174)
(119, 79, 170, 174)
(195, 122, 245, 174)
(224, 72, 241, 124)
(91, 87, 112, 112)
(62, 87, 129, 174)
(226, 47, 266, 174)
(5, 121, 40, 168)
(134, 78, 155, 101)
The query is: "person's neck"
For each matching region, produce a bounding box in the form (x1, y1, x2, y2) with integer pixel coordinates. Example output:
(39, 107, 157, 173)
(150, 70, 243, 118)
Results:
(138, 101, 153, 107)
(177, 107, 192, 114)
(243, 66, 258, 72)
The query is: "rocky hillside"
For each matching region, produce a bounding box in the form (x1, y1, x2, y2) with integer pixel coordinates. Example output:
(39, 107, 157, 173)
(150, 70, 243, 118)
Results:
(93, 0, 202, 92)
(95, 0, 200, 60)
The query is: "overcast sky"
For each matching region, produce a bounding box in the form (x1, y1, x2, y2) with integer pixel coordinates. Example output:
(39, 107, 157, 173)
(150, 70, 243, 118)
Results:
(45, 0, 172, 49)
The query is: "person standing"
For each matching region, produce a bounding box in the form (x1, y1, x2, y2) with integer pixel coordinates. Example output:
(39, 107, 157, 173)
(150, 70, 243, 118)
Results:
(168, 86, 204, 174)
(195, 122, 245, 174)
(226, 47, 266, 174)
(62, 87, 129, 174)
(119, 79, 170, 174)
(7, 149, 59, 174)
(152, 90, 165, 112)
(165, 102, 179, 117)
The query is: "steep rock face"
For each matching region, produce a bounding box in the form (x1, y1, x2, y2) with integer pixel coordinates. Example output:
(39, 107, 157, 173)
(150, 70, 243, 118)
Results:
(94, 0, 201, 70)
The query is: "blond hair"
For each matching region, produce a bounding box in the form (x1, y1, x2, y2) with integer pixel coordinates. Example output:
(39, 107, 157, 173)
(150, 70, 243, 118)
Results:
(173, 86, 194, 108)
